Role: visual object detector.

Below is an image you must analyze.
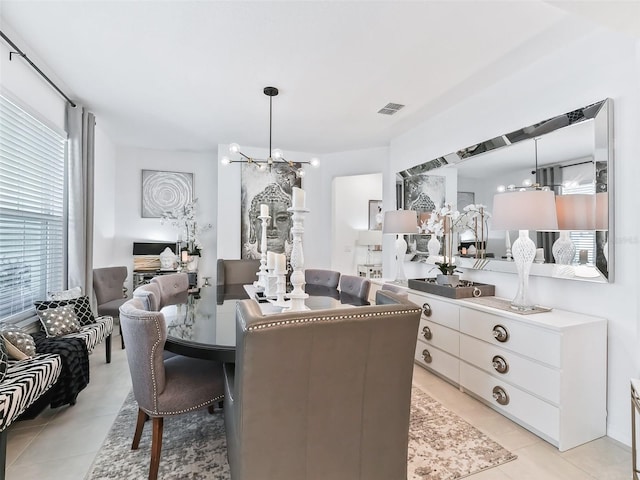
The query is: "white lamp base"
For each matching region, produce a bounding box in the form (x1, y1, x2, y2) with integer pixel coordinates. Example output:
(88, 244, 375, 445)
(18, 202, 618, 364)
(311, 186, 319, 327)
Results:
(552, 231, 576, 265)
(394, 234, 408, 283)
(511, 230, 536, 311)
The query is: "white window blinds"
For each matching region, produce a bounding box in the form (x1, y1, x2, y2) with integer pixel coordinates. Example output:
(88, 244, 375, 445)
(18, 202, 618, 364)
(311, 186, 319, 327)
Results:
(0, 93, 66, 322)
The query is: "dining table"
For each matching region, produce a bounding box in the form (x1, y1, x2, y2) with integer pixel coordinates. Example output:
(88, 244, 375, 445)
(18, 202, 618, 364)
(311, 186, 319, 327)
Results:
(161, 283, 370, 362)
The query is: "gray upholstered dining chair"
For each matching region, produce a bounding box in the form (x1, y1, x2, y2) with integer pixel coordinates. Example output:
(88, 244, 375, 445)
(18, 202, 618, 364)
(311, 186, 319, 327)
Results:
(132, 283, 162, 311)
(304, 268, 340, 288)
(93, 266, 129, 349)
(150, 273, 189, 308)
(380, 282, 409, 299)
(339, 274, 371, 301)
(217, 259, 261, 287)
(223, 290, 421, 480)
(119, 298, 225, 480)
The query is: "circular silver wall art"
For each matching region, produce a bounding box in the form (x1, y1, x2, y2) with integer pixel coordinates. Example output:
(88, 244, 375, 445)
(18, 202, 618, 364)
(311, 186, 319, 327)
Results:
(141, 170, 193, 218)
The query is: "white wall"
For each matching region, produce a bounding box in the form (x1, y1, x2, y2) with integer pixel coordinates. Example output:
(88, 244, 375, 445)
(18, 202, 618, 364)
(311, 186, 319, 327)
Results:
(217, 144, 388, 270)
(114, 147, 217, 292)
(389, 28, 640, 445)
(331, 173, 383, 275)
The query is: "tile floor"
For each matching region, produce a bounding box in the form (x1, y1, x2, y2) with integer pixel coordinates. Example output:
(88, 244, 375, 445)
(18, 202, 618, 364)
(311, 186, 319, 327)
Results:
(5, 343, 633, 480)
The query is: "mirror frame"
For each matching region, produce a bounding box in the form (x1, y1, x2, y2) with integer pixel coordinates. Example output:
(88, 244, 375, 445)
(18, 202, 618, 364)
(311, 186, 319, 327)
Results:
(397, 99, 613, 283)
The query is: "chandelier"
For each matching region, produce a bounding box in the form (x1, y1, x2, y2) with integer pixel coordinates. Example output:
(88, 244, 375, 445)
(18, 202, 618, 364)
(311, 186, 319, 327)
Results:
(221, 86, 320, 177)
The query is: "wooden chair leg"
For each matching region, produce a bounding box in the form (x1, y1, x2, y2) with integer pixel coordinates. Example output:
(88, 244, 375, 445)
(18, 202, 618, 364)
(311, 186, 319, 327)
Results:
(120, 322, 126, 349)
(0, 429, 7, 480)
(132, 409, 148, 450)
(149, 417, 163, 480)
(105, 334, 112, 364)
(207, 405, 215, 414)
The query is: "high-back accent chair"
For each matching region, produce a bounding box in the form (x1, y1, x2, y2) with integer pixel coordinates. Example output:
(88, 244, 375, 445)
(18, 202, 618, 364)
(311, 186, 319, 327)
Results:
(93, 266, 128, 349)
(150, 273, 189, 309)
(119, 298, 225, 480)
(304, 269, 340, 288)
(223, 294, 421, 480)
(339, 274, 371, 301)
(133, 283, 162, 311)
(217, 259, 261, 287)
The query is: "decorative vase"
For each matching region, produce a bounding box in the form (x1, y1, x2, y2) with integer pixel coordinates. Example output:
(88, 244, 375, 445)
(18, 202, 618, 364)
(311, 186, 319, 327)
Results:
(436, 274, 459, 287)
(186, 255, 199, 272)
(427, 236, 441, 257)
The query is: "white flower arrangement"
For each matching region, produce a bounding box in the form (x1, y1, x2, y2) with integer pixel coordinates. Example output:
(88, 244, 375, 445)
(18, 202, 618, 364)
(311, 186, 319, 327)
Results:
(161, 198, 212, 255)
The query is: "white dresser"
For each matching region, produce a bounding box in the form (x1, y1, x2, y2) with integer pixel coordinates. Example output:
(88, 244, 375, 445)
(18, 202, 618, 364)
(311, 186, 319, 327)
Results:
(380, 284, 608, 452)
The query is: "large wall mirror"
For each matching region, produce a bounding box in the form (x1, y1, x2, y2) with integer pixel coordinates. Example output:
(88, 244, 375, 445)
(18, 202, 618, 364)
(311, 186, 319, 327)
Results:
(397, 99, 613, 283)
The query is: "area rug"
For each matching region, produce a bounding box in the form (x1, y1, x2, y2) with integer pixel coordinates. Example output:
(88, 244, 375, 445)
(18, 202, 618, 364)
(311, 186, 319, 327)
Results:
(86, 387, 516, 480)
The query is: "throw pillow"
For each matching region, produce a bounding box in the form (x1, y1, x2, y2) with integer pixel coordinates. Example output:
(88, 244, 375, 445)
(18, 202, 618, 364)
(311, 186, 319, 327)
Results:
(3, 337, 28, 360)
(37, 305, 82, 337)
(71, 295, 96, 326)
(48, 286, 82, 301)
(35, 296, 95, 326)
(0, 327, 36, 358)
(0, 336, 7, 383)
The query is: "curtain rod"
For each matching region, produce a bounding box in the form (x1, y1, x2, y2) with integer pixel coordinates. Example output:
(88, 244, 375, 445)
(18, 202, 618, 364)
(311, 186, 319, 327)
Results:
(0, 30, 76, 107)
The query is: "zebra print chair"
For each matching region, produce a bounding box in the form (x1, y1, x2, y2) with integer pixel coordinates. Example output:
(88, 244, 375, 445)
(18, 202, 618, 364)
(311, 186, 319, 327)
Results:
(0, 350, 62, 479)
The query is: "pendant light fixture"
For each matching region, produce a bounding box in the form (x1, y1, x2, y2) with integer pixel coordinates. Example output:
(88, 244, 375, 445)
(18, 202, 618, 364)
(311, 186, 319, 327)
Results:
(221, 86, 320, 177)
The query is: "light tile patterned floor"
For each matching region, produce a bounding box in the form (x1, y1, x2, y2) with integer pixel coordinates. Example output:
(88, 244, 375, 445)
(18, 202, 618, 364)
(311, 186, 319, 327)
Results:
(6, 344, 632, 480)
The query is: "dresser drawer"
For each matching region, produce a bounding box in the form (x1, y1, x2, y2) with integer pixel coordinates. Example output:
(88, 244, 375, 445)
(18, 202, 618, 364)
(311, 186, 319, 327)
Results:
(415, 339, 459, 384)
(459, 335, 560, 404)
(408, 293, 459, 330)
(418, 318, 459, 356)
(459, 308, 561, 367)
(460, 362, 559, 445)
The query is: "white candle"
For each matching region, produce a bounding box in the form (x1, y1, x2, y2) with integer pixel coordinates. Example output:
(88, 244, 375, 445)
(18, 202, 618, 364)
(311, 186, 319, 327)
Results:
(292, 187, 306, 209)
(260, 204, 269, 217)
(181, 250, 189, 263)
(275, 253, 286, 273)
(267, 251, 276, 270)
(505, 230, 511, 249)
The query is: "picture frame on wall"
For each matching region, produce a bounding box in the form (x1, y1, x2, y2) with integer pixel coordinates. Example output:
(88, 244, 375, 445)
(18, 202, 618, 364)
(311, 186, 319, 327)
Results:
(240, 163, 302, 261)
(141, 169, 194, 218)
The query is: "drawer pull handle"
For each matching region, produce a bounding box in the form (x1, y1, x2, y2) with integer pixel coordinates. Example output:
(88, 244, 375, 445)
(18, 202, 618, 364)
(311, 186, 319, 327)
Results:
(422, 349, 432, 364)
(492, 324, 509, 343)
(492, 386, 510, 406)
(422, 303, 432, 317)
(422, 326, 433, 340)
(492, 355, 509, 374)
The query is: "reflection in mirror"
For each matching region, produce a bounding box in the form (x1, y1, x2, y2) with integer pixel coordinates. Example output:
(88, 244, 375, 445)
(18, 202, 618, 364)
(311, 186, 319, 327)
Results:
(397, 99, 613, 283)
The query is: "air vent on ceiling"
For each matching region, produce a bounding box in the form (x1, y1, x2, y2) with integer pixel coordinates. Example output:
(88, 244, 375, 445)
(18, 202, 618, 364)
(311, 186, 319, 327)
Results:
(377, 102, 405, 115)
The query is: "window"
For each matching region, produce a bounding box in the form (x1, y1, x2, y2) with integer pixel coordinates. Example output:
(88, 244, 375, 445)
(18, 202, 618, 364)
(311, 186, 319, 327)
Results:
(563, 183, 596, 264)
(0, 93, 66, 323)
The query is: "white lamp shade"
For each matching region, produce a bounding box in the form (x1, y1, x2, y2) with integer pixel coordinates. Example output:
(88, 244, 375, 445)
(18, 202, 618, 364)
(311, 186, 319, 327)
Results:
(595, 192, 608, 230)
(556, 194, 595, 230)
(492, 190, 558, 231)
(382, 210, 418, 234)
(358, 229, 383, 246)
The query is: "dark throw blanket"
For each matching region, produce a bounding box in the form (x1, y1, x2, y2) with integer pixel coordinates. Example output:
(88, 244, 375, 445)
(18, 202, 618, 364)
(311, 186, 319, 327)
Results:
(33, 333, 90, 408)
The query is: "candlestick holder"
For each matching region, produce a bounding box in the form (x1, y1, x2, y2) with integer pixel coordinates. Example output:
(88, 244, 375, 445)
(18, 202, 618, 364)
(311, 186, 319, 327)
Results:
(272, 268, 289, 307)
(264, 270, 278, 298)
(286, 207, 309, 311)
(255, 214, 270, 290)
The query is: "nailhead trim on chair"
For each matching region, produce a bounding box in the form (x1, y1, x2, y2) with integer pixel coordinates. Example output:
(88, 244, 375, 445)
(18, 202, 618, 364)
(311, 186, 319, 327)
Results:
(132, 310, 225, 417)
(247, 308, 421, 331)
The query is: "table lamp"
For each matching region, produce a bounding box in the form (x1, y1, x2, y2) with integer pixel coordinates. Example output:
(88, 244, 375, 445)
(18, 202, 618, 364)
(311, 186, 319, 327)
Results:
(358, 229, 383, 264)
(492, 190, 557, 311)
(553, 194, 595, 264)
(383, 210, 418, 283)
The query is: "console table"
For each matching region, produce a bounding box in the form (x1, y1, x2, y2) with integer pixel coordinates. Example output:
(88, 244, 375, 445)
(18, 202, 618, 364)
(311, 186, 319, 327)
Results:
(371, 280, 607, 452)
(132, 270, 198, 290)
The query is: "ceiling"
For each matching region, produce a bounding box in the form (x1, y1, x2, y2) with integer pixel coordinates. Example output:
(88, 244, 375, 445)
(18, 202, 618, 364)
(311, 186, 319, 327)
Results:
(0, 1, 638, 155)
